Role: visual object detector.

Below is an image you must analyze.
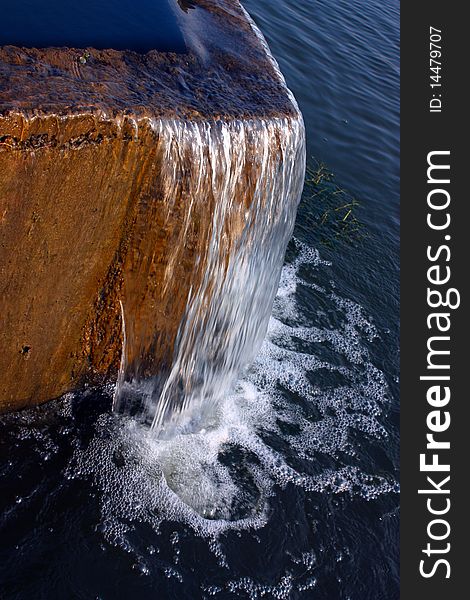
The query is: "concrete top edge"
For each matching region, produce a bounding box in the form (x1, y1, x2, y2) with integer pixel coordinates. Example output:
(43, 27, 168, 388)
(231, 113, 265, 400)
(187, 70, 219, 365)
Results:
(0, 0, 298, 126)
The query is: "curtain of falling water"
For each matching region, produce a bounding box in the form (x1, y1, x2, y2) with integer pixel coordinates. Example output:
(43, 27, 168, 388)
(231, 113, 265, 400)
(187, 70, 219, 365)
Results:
(113, 115, 305, 437)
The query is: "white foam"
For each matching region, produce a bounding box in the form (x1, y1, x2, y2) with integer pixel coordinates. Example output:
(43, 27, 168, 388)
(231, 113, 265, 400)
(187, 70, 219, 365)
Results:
(67, 238, 398, 568)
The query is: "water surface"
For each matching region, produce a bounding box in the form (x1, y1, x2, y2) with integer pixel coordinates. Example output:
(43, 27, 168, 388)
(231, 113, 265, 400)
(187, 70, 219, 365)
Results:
(0, 0, 186, 53)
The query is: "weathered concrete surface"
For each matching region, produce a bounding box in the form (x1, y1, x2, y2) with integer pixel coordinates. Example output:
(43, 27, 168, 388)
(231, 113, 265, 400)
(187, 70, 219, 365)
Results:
(1, 118, 169, 410)
(0, 0, 301, 412)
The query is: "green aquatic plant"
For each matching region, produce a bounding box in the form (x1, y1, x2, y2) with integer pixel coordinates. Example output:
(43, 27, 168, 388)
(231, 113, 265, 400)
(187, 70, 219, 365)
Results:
(301, 159, 368, 246)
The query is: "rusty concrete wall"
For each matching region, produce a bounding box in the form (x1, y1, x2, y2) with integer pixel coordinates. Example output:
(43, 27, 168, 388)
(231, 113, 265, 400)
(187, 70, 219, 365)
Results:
(1, 117, 154, 409)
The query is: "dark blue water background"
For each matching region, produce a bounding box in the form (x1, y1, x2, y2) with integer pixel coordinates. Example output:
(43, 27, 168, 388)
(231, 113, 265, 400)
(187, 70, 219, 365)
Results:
(0, 0, 186, 52)
(0, 0, 399, 598)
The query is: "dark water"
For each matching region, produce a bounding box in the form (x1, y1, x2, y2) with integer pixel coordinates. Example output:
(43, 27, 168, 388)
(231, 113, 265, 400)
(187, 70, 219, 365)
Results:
(0, 0, 186, 53)
(0, 1, 399, 599)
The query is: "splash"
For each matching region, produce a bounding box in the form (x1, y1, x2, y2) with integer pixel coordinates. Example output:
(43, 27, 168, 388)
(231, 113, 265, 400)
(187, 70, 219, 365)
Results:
(67, 241, 397, 557)
(113, 115, 306, 436)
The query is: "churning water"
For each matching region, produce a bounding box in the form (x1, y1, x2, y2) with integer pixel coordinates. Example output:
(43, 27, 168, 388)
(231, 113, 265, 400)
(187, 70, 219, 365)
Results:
(77, 240, 397, 530)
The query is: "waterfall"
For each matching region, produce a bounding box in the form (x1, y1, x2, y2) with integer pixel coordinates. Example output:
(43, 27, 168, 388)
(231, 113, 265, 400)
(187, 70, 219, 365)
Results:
(113, 114, 305, 436)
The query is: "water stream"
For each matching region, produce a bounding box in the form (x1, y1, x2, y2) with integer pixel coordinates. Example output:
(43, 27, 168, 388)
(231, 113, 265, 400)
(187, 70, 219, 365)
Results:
(113, 116, 305, 436)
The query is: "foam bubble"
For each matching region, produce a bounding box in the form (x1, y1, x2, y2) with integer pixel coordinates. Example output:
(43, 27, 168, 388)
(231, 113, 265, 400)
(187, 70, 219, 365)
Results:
(66, 238, 397, 571)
